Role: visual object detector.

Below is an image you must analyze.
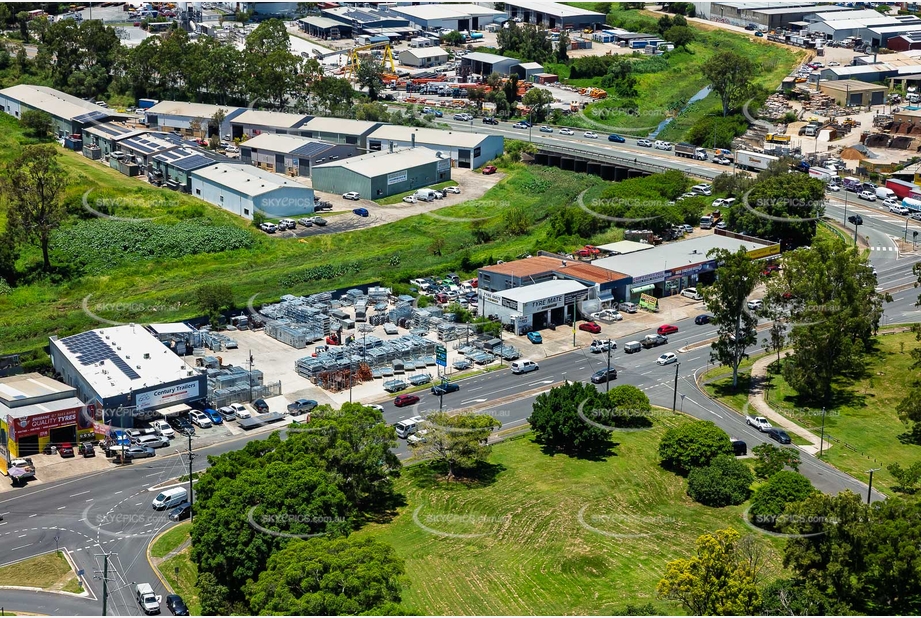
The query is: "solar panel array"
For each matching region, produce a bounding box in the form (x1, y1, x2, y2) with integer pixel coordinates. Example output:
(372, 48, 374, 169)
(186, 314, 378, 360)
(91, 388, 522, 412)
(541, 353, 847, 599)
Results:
(61, 331, 141, 380)
(73, 110, 110, 124)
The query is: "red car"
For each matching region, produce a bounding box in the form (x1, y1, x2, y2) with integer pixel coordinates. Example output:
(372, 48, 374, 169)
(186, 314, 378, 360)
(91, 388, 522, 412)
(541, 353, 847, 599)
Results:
(576, 245, 601, 257)
(657, 324, 679, 336)
(482, 165, 497, 175)
(762, 264, 780, 276)
(579, 322, 602, 334)
(394, 394, 420, 408)
(58, 443, 75, 458)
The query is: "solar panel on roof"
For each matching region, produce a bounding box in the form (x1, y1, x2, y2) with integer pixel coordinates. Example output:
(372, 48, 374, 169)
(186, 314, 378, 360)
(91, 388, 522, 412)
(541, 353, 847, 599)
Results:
(60, 331, 141, 380)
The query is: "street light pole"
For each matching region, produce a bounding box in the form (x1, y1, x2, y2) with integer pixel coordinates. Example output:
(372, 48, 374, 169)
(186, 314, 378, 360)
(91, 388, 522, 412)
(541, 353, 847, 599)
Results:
(818, 407, 827, 457)
(867, 467, 880, 504)
(843, 189, 848, 224)
(606, 342, 612, 394)
(853, 220, 860, 246)
(672, 362, 680, 413)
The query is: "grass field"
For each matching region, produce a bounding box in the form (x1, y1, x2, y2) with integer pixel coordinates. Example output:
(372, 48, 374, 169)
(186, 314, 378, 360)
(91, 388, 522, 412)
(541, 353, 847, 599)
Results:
(151, 523, 201, 616)
(0, 551, 83, 593)
(150, 522, 192, 559)
(356, 420, 787, 615)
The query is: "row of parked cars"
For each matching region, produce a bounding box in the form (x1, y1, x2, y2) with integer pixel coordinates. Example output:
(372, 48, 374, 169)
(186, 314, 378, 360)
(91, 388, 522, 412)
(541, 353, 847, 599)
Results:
(260, 216, 328, 233)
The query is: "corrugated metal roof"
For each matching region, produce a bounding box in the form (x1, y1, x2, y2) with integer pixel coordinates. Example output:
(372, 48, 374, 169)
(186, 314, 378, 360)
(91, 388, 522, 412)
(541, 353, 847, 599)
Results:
(497, 279, 588, 304)
(390, 4, 504, 21)
(302, 117, 380, 135)
(0, 84, 112, 121)
(401, 46, 449, 59)
(242, 132, 335, 156)
(314, 147, 441, 178)
(503, 1, 605, 19)
(145, 100, 242, 118)
(232, 109, 311, 129)
(192, 163, 308, 197)
(369, 125, 497, 149)
(463, 51, 516, 64)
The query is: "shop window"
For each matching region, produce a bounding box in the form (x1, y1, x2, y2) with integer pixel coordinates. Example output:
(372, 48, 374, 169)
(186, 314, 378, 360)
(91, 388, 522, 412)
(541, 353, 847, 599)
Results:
(195, 188, 201, 195)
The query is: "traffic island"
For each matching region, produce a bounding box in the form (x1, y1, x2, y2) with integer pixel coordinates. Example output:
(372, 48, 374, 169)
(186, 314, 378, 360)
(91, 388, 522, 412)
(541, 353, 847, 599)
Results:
(0, 550, 85, 595)
(149, 522, 201, 615)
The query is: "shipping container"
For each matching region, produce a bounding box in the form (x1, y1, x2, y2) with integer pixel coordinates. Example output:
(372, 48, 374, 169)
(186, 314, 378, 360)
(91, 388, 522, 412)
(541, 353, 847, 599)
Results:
(902, 197, 921, 213)
(138, 98, 158, 109)
(885, 178, 920, 199)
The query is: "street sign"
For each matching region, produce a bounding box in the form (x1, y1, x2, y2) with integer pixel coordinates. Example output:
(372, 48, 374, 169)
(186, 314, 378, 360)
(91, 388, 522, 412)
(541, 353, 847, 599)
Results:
(436, 345, 447, 367)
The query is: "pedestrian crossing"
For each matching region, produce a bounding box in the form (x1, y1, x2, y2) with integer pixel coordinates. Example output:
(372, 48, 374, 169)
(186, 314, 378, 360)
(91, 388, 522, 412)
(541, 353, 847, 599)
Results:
(871, 246, 897, 251)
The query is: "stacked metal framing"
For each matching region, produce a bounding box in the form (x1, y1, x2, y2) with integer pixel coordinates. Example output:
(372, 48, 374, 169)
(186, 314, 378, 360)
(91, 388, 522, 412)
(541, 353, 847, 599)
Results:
(206, 365, 282, 408)
(202, 331, 238, 351)
(265, 320, 324, 349)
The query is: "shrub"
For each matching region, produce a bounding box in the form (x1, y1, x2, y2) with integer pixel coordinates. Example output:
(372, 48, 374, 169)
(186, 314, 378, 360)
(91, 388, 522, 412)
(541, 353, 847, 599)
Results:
(687, 454, 754, 506)
(749, 471, 815, 530)
(658, 420, 733, 474)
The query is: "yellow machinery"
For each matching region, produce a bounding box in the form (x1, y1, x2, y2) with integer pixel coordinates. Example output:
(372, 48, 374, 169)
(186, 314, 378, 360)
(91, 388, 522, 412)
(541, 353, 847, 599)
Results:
(344, 42, 396, 78)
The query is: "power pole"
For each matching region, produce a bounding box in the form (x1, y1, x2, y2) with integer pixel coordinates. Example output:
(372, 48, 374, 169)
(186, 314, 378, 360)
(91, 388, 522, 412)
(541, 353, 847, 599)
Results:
(818, 407, 827, 457)
(187, 431, 195, 523)
(605, 342, 612, 393)
(672, 362, 680, 413)
(248, 350, 254, 402)
(94, 552, 114, 616)
(866, 468, 880, 504)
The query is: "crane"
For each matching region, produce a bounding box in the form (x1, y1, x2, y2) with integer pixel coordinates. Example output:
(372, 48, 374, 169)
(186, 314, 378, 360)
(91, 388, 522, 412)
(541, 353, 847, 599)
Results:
(344, 42, 396, 78)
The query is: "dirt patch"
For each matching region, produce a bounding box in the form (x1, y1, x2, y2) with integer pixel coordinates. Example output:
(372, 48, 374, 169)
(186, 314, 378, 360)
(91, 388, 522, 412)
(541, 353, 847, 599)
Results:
(840, 146, 866, 160)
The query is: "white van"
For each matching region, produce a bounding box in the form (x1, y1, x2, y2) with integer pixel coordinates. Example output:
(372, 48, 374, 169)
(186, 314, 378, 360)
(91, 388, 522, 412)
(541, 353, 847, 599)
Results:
(135, 582, 161, 615)
(511, 359, 539, 374)
(414, 189, 437, 202)
(395, 416, 424, 439)
(624, 341, 642, 354)
(152, 486, 188, 511)
(876, 187, 895, 200)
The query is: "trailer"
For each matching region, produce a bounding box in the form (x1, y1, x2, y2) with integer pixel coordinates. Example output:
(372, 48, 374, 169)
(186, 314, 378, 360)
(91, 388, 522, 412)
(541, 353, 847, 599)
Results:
(903, 197, 921, 214)
(808, 166, 837, 183)
(238, 412, 285, 430)
(735, 150, 778, 172)
(886, 178, 920, 200)
(675, 143, 707, 160)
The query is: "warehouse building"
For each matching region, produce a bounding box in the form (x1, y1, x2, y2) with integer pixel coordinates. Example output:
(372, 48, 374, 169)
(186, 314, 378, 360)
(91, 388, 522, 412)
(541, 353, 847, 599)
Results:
(389, 4, 505, 31)
(887, 33, 921, 52)
(49, 325, 207, 429)
(312, 147, 451, 199)
(504, 1, 605, 30)
(84, 123, 151, 159)
(819, 80, 886, 107)
(118, 132, 184, 168)
(299, 117, 382, 150)
(515, 62, 545, 81)
(230, 109, 312, 140)
(191, 163, 315, 219)
(297, 15, 353, 40)
(144, 100, 244, 137)
(399, 46, 450, 68)
(864, 23, 921, 49)
(322, 6, 411, 33)
(0, 84, 123, 138)
(149, 147, 232, 192)
(0, 373, 92, 464)
(699, 2, 855, 30)
(239, 133, 358, 177)
(480, 279, 596, 334)
(368, 125, 504, 169)
(460, 51, 520, 76)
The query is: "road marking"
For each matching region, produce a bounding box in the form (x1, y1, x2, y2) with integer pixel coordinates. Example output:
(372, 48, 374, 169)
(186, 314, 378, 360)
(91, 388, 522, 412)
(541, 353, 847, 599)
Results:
(528, 379, 554, 386)
(18, 534, 27, 538)
(145, 472, 161, 477)
(461, 398, 488, 404)
(468, 387, 483, 392)
(135, 503, 143, 506)
(113, 490, 122, 495)
(28, 514, 37, 518)
(85, 498, 94, 502)
(11, 544, 32, 551)
(69, 491, 90, 497)
(0, 522, 7, 527)
(58, 506, 67, 510)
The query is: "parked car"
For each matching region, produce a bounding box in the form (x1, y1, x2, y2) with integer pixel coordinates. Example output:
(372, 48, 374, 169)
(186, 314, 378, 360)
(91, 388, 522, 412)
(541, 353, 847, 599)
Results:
(394, 394, 420, 407)
(136, 434, 170, 449)
(278, 218, 296, 229)
(694, 314, 713, 325)
(767, 428, 792, 444)
(637, 139, 652, 147)
(403, 195, 417, 203)
(126, 445, 156, 459)
(431, 382, 460, 396)
(858, 190, 876, 201)
(253, 399, 270, 414)
(482, 165, 497, 175)
(747, 299, 763, 311)
(590, 367, 618, 384)
(259, 222, 277, 234)
(353, 207, 370, 217)
(590, 309, 622, 321)
(190, 410, 213, 428)
(228, 403, 250, 419)
(204, 408, 223, 424)
(619, 302, 638, 313)
(584, 131, 598, 139)
(657, 324, 679, 336)
(681, 287, 703, 301)
(287, 399, 318, 414)
(443, 186, 461, 194)
(169, 417, 195, 436)
(691, 183, 712, 196)
(298, 217, 314, 227)
(59, 443, 75, 457)
(560, 127, 575, 135)
(579, 321, 602, 334)
(79, 442, 96, 457)
(656, 352, 678, 365)
(167, 502, 192, 523)
(217, 406, 237, 421)
(527, 331, 543, 344)
(539, 125, 553, 133)
(608, 134, 626, 143)
(343, 192, 361, 200)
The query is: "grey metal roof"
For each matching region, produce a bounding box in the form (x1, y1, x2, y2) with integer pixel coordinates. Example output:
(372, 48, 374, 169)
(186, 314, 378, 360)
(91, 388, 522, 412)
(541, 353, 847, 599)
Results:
(593, 235, 771, 278)
(463, 51, 516, 64)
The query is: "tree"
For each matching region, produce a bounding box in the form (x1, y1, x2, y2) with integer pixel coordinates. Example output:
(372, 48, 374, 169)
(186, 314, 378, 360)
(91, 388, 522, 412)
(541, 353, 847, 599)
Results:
(245, 19, 299, 107)
(502, 203, 531, 236)
(759, 578, 852, 616)
(209, 108, 227, 138)
(20, 110, 53, 138)
(428, 237, 445, 256)
(700, 247, 761, 389)
(749, 470, 815, 531)
(556, 30, 570, 63)
(466, 85, 487, 113)
(1, 145, 68, 272)
(410, 411, 500, 479)
(765, 237, 885, 406)
(658, 528, 761, 615)
(189, 116, 206, 139)
(657, 14, 673, 36)
(245, 536, 405, 615)
(751, 443, 800, 478)
(658, 420, 733, 474)
(522, 86, 554, 122)
(728, 172, 824, 249)
(441, 30, 465, 46)
(529, 382, 613, 456)
(687, 455, 754, 507)
(604, 384, 652, 427)
(194, 283, 234, 328)
(503, 73, 520, 105)
(311, 77, 355, 116)
(701, 51, 755, 117)
(887, 461, 921, 494)
(664, 25, 695, 51)
(0, 233, 20, 286)
(355, 55, 385, 101)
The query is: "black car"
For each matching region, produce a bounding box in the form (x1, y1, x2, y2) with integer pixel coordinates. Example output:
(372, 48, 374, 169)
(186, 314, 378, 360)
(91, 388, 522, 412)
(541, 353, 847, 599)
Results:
(79, 442, 96, 458)
(848, 214, 863, 226)
(168, 501, 192, 522)
(169, 416, 195, 436)
(482, 116, 499, 125)
(767, 428, 792, 444)
(166, 594, 190, 616)
(431, 381, 460, 396)
(731, 439, 748, 456)
(590, 367, 618, 384)
(694, 314, 713, 325)
(253, 399, 270, 414)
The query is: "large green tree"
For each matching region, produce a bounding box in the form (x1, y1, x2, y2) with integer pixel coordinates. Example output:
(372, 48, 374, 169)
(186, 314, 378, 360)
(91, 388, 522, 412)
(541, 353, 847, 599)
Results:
(664, 25, 695, 51)
(20, 110, 52, 138)
(687, 454, 754, 507)
(700, 247, 762, 389)
(701, 50, 755, 117)
(752, 443, 801, 478)
(658, 528, 761, 615)
(528, 382, 612, 456)
(356, 55, 385, 101)
(245, 19, 299, 107)
(729, 173, 825, 249)
(749, 470, 815, 531)
(411, 411, 500, 479)
(1, 145, 68, 271)
(245, 536, 405, 615)
(658, 420, 733, 474)
(522, 86, 554, 122)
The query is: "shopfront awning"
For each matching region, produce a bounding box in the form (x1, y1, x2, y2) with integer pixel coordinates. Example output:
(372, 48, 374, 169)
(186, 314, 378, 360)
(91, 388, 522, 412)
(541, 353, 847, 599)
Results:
(630, 284, 655, 294)
(157, 403, 193, 418)
(599, 290, 614, 301)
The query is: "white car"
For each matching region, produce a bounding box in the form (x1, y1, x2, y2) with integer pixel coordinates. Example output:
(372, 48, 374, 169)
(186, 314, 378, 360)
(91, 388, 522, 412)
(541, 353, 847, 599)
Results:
(828, 61, 840, 67)
(539, 125, 553, 133)
(858, 190, 876, 201)
(637, 139, 652, 147)
(190, 410, 213, 428)
(747, 299, 763, 311)
(911, 211, 921, 221)
(366, 404, 385, 413)
(584, 131, 598, 139)
(826, 183, 840, 192)
(656, 352, 678, 365)
(691, 184, 712, 196)
(714, 156, 731, 165)
(230, 403, 251, 419)
(151, 419, 175, 439)
(225, 145, 239, 154)
(590, 310, 622, 321)
(654, 140, 672, 150)
(560, 128, 575, 135)
(403, 195, 417, 203)
(889, 204, 910, 215)
(681, 287, 703, 301)
(343, 192, 361, 201)
(443, 186, 461, 194)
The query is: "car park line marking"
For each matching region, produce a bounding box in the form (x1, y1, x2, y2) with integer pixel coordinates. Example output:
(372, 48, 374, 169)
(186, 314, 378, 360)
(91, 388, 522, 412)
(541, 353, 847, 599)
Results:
(0, 522, 7, 527)
(70, 491, 90, 497)
(85, 498, 93, 502)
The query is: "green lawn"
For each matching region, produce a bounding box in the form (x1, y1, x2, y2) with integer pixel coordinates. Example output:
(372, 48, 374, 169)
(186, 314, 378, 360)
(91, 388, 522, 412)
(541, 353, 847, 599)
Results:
(0, 551, 83, 593)
(151, 522, 192, 559)
(356, 419, 787, 615)
(151, 523, 201, 615)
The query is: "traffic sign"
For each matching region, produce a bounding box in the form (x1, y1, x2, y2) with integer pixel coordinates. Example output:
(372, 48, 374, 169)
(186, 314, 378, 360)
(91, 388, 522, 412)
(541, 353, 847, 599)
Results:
(436, 345, 447, 367)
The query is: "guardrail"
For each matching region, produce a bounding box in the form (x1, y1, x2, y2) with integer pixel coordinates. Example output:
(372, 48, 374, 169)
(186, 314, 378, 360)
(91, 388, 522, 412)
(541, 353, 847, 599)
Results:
(534, 144, 721, 180)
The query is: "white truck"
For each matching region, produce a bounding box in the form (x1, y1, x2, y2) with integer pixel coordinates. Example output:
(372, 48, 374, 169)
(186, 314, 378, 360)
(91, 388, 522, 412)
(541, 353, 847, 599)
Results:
(735, 150, 779, 172)
(135, 582, 161, 614)
(808, 166, 838, 183)
(675, 142, 708, 160)
(746, 415, 773, 432)
(395, 416, 425, 439)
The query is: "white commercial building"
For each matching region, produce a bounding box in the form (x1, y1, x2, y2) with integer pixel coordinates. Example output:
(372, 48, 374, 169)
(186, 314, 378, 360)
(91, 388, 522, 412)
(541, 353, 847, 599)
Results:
(399, 46, 450, 68)
(479, 279, 596, 334)
(389, 4, 506, 31)
(191, 163, 315, 219)
(367, 125, 504, 169)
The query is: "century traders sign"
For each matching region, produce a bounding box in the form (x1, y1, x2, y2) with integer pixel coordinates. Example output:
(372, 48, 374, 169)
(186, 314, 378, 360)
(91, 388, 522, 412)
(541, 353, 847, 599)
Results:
(135, 380, 200, 410)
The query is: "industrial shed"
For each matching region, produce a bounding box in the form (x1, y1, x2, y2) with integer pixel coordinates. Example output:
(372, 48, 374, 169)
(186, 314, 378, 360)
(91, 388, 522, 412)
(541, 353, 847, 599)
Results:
(312, 147, 451, 199)
(367, 125, 504, 169)
(191, 163, 315, 219)
(504, 1, 605, 30)
(0, 84, 120, 138)
(84, 123, 150, 158)
(388, 4, 505, 31)
(118, 132, 183, 168)
(298, 117, 382, 149)
(297, 15, 352, 40)
(239, 132, 358, 177)
(149, 147, 232, 192)
(230, 109, 312, 140)
(515, 62, 544, 81)
(461, 51, 520, 77)
(144, 100, 244, 137)
(321, 6, 410, 32)
(819, 80, 886, 107)
(399, 46, 450, 68)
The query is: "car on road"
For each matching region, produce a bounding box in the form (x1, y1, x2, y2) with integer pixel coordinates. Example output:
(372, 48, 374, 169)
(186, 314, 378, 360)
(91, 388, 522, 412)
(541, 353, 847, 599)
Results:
(527, 331, 543, 344)
(539, 125, 553, 133)
(657, 324, 679, 336)
(637, 139, 652, 147)
(403, 195, 417, 203)
(126, 445, 156, 459)
(608, 134, 626, 143)
(714, 156, 731, 165)
(353, 207, 370, 217)
(656, 352, 678, 365)
(883, 197, 900, 208)
(579, 321, 602, 334)
(79, 442, 96, 457)
(584, 131, 598, 139)
(482, 116, 499, 125)
(443, 186, 461, 194)
(204, 408, 223, 424)
(589, 339, 616, 353)
(747, 299, 763, 311)
(654, 140, 672, 150)
(343, 191, 361, 201)
(482, 165, 497, 175)
(767, 428, 792, 444)
(253, 399, 270, 414)
(287, 399, 318, 414)
(454, 113, 473, 121)
(394, 393, 420, 407)
(511, 359, 539, 374)
(366, 404, 385, 413)
(168, 502, 192, 523)
(190, 410, 213, 428)
(230, 403, 251, 419)
(169, 417, 195, 436)
(858, 190, 876, 201)
(747, 415, 773, 432)
(912, 211, 921, 221)
(166, 593, 190, 616)
(431, 381, 460, 396)
(591, 367, 618, 384)
(826, 183, 840, 192)
(512, 122, 529, 129)
(889, 204, 910, 215)
(681, 287, 703, 301)
(560, 128, 575, 135)
(694, 314, 713, 325)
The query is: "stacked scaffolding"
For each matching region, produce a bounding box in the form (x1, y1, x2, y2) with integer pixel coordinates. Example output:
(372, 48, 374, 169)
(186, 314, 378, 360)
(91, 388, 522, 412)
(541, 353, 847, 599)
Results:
(202, 331, 238, 351)
(206, 364, 278, 408)
(265, 321, 324, 349)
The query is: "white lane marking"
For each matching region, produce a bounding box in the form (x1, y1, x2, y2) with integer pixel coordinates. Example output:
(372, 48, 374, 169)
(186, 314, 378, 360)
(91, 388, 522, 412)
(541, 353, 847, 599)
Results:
(58, 506, 67, 510)
(11, 544, 32, 551)
(69, 491, 90, 497)
(28, 514, 37, 518)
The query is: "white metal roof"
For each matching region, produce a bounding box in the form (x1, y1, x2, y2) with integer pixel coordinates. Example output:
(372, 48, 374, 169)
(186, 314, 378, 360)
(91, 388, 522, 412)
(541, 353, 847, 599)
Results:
(593, 236, 769, 278)
(518, 62, 544, 70)
(302, 117, 380, 135)
(811, 8, 891, 22)
(0, 373, 75, 407)
(463, 51, 517, 64)
(232, 109, 309, 128)
(241, 132, 329, 154)
(0, 84, 109, 121)
(401, 46, 450, 59)
(369, 125, 496, 149)
(503, 1, 605, 19)
(314, 147, 442, 178)
(390, 4, 504, 20)
(145, 100, 241, 119)
(595, 240, 656, 255)
(148, 323, 195, 335)
(496, 279, 587, 304)
(192, 163, 306, 197)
